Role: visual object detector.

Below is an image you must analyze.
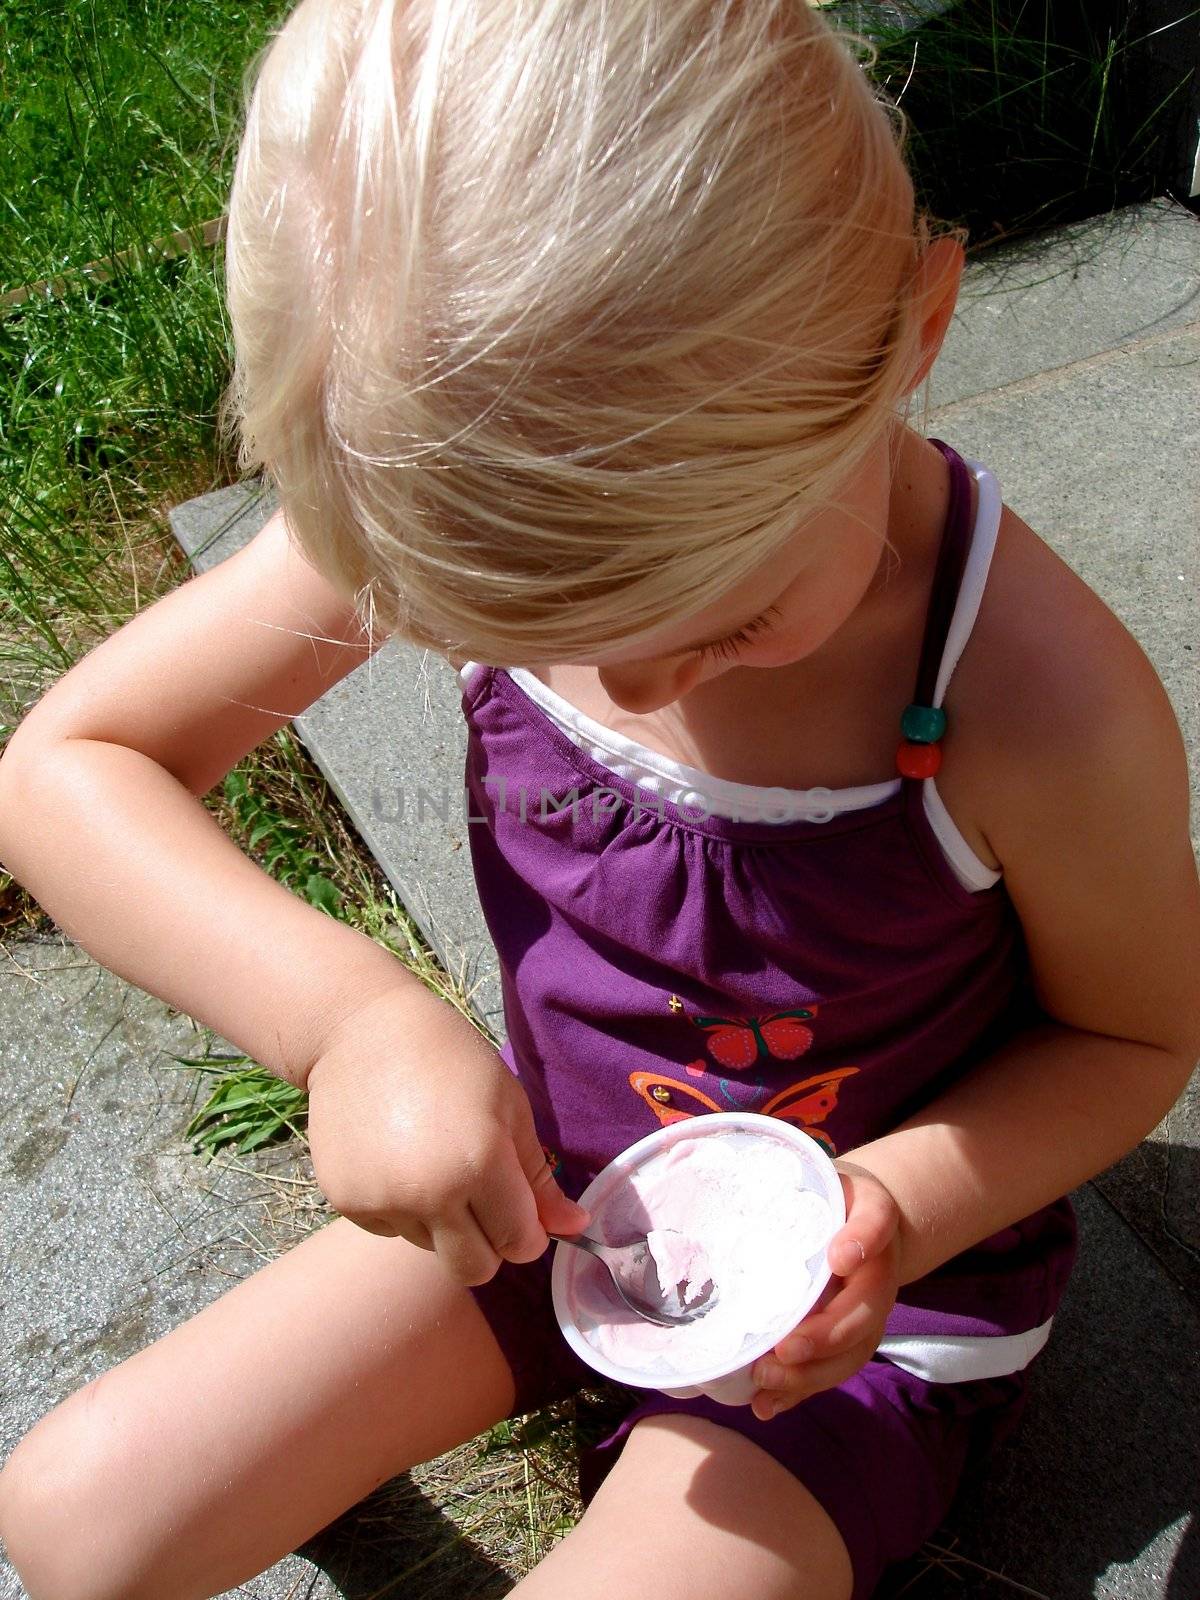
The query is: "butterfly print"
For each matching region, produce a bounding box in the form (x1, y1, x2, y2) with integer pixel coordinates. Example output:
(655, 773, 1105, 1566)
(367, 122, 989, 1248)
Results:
(628, 1065, 858, 1155)
(629, 1072, 722, 1125)
(689, 1008, 818, 1070)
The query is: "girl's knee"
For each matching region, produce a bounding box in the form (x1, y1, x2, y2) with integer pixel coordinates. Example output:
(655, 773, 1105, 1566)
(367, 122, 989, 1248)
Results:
(513, 1413, 854, 1600)
(0, 1390, 172, 1600)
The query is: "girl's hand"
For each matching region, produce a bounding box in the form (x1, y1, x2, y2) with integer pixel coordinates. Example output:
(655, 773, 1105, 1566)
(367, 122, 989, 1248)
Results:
(304, 983, 589, 1285)
(748, 1161, 903, 1421)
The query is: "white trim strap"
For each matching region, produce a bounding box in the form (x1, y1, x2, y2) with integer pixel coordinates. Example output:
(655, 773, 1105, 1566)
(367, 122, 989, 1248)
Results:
(875, 1318, 1054, 1384)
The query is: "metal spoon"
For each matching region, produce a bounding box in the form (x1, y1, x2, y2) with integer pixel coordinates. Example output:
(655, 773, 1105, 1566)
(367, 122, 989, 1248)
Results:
(551, 1229, 718, 1327)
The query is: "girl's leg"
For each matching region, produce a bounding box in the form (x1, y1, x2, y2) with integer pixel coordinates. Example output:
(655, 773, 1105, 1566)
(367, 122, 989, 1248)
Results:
(0, 1216, 519, 1600)
(508, 1414, 854, 1600)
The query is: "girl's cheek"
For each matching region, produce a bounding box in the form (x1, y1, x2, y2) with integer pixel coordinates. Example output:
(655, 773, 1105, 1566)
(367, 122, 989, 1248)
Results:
(745, 636, 820, 670)
(694, 659, 733, 686)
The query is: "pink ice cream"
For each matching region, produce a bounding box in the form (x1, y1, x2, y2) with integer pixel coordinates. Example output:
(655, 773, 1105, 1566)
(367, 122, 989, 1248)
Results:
(645, 1227, 714, 1318)
(562, 1124, 839, 1384)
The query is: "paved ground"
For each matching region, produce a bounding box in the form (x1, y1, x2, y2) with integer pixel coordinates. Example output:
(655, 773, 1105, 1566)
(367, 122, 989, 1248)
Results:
(2, 197, 1197, 1597)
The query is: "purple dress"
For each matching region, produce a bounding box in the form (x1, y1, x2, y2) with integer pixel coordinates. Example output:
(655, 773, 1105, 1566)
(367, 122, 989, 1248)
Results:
(457, 440, 1076, 1597)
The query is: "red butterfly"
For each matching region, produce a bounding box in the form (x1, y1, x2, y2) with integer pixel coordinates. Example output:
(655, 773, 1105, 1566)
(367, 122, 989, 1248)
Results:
(689, 1007, 818, 1071)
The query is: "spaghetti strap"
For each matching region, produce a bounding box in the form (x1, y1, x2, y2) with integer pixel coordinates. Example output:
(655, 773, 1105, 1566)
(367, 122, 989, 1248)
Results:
(894, 437, 978, 797)
(912, 439, 975, 712)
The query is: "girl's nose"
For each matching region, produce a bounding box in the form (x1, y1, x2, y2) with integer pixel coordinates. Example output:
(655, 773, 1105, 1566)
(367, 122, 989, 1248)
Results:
(598, 653, 705, 714)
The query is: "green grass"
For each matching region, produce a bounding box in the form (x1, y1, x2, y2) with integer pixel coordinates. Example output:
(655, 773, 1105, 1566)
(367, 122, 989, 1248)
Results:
(0, 0, 284, 737)
(1, 0, 278, 291)
(855, 0, 1200, 246)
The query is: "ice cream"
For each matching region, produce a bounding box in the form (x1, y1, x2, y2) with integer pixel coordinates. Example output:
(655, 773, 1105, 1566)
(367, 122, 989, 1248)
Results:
(645, 1227, 714, 1318)
(559, 1120, 840, 1387)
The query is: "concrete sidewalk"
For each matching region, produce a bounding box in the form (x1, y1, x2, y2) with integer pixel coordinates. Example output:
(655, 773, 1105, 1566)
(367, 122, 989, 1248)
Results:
(2, 197, 1197, 1599)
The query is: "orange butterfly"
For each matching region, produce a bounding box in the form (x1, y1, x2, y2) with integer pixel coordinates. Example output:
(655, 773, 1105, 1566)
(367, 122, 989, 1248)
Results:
(689, 1007, 818, 1070)
(629, 1066, 857, 1155)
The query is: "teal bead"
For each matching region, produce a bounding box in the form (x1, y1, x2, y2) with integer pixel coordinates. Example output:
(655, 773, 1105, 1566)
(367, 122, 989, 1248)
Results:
(901, 703, 946, 744)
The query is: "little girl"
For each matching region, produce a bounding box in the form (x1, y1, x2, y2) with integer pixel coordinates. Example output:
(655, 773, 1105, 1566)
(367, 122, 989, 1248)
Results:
(1, 2, 1196, 1597)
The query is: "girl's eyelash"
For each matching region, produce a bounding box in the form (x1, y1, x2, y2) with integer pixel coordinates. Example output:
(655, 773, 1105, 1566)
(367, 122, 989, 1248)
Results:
(698, 604, 784, 663)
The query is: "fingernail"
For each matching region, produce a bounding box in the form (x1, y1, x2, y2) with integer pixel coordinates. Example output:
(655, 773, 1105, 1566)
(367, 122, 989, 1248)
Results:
(831, 1238, 865, 1273)
(780, 1336, 814, 1364)
(755, 1359, 787, 1388)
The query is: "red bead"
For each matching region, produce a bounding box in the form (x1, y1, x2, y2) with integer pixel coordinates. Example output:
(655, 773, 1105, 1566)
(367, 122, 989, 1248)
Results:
(896, 739, 942, 779)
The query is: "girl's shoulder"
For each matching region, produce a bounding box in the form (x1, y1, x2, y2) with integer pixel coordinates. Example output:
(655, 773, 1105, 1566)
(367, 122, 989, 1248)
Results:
(950, 493, 1184, 871)
(951, 494, 1199, 1063)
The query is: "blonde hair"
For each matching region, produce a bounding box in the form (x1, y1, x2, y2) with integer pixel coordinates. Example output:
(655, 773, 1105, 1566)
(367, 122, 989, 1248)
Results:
(225, 0, 952, 662)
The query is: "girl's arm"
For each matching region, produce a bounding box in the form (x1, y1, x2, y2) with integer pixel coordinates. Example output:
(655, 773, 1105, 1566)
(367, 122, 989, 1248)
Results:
(0, 509, 407, 1087)
(852, 599, 1200, 1285)
(0, 511, 591, 1265)
(750, 574, 1200, 1419)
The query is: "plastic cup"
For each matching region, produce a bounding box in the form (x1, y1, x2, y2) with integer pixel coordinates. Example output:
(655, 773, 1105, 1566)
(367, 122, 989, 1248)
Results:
(551, 1112, 846, 1406)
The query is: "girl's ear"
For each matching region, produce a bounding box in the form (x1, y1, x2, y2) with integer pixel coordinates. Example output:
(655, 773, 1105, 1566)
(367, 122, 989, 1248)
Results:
(904, 237, 965, 394)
